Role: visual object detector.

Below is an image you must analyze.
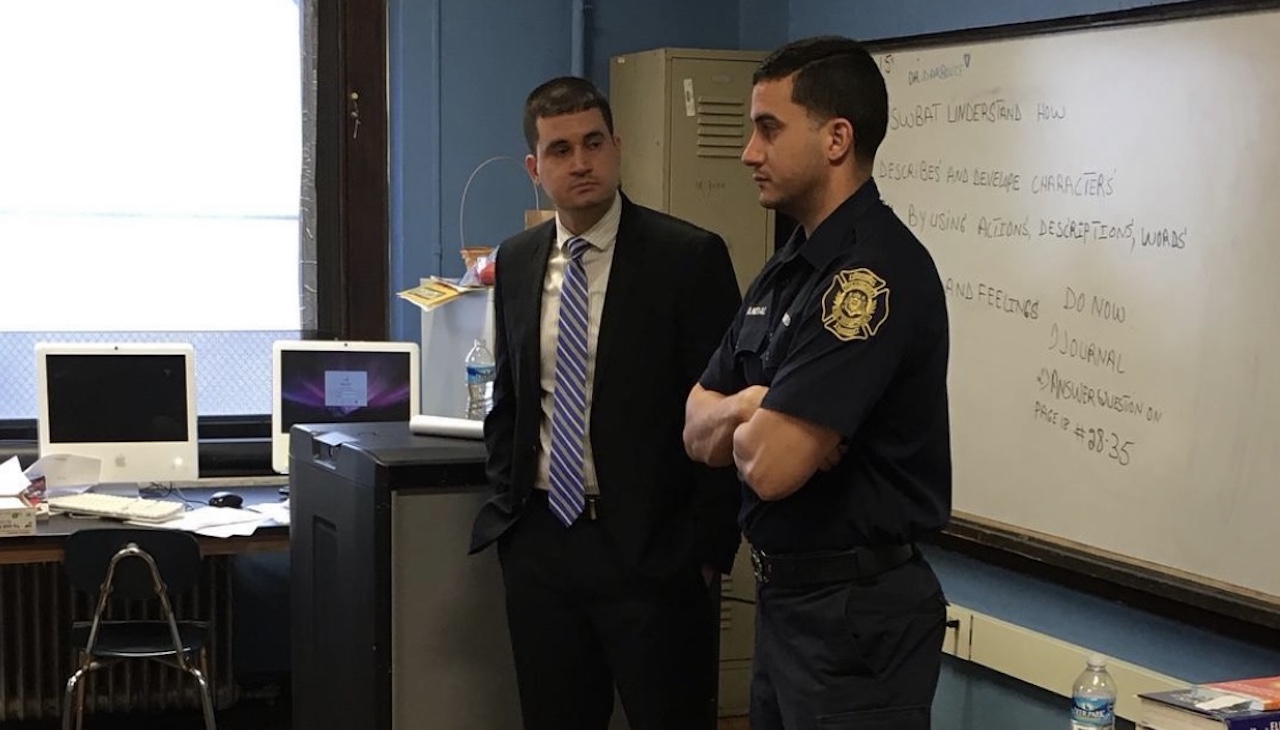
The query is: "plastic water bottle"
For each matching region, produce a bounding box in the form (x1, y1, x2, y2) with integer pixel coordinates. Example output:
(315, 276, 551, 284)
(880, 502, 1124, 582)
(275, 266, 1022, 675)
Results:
(1071, 653, 1117, 730)
(464, 338, 495, 420)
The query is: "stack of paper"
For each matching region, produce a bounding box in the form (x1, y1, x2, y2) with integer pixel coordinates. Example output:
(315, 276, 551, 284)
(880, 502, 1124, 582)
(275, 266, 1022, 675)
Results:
(131, 506, 268, 538)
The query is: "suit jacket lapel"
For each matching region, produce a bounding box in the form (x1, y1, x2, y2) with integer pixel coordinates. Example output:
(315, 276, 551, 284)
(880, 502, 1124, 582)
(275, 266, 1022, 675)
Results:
(520, 226, 554, 386)
(591, 198, 642, 407)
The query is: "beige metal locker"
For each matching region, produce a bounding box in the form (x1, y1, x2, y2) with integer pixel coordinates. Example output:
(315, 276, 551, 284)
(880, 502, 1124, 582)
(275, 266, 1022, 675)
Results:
(610, 48, 774, 293)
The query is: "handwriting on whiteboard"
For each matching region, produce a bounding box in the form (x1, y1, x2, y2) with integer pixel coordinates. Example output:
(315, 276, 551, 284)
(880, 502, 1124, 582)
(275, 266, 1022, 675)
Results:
(1036, 368, 1163, 424)
(1034, 401, 1137, 467)
(908, 60, 967, 86)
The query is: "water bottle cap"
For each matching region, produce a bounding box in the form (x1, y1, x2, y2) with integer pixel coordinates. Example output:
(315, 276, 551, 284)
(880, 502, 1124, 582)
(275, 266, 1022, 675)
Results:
(1088, 652, 1107, 668)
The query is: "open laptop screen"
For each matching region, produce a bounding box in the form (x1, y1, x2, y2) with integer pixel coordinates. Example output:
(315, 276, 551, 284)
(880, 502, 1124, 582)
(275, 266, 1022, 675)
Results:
(278, 348, 414, 433)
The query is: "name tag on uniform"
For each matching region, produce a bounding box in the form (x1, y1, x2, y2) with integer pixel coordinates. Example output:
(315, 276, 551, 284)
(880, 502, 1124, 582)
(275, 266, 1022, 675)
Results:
(747, 305, 767, 316)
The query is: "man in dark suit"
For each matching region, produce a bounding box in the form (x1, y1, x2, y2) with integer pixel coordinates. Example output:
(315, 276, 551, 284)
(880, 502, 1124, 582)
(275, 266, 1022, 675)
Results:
(468, 76, 743, 730)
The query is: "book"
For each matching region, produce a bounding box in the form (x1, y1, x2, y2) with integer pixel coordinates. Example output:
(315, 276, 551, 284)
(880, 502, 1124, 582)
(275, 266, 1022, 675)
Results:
(1203, 677, 1280, 711)
(1139, 688, 1280, 730)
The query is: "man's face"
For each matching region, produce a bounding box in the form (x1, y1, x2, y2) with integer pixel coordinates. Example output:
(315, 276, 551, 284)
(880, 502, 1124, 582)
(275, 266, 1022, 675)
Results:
(525, 108, 621, 214)
(741, 75, 829, 215)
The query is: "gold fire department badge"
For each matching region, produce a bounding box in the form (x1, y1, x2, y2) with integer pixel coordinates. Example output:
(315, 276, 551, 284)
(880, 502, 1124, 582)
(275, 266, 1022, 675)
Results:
(821, 268, 890, 341)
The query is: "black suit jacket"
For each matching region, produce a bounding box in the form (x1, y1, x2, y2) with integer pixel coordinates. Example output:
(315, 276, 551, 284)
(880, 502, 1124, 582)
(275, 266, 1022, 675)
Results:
(468, 195, 743, 577)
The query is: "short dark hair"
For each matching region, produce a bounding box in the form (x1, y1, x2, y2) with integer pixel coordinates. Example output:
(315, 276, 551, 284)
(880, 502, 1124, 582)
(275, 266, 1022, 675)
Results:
(753, 36, 888, 166)
(522, 76, 615, 153)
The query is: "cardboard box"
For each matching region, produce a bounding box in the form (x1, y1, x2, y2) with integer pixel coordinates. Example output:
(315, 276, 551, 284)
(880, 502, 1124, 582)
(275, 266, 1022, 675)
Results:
(0, 494, 36, 536)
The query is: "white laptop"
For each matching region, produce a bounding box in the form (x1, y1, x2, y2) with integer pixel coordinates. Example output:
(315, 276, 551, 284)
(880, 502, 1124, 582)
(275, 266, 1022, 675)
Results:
(271, 340, 420, 474)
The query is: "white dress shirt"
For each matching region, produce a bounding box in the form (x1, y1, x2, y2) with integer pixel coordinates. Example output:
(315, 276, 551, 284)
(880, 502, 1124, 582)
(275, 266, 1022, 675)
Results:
(535, 192, 622, 495)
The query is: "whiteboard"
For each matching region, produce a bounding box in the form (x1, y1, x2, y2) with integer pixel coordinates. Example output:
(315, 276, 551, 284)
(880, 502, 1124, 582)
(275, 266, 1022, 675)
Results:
(871, 7, 1280, 600)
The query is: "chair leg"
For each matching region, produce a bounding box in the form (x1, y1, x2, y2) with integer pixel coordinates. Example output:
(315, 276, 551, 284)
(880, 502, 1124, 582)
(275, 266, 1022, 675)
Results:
(199, 647, 213, 703)
(74, 661, 88, 730)
(62, 663, 88, 730)
(189, 647, 217, 730)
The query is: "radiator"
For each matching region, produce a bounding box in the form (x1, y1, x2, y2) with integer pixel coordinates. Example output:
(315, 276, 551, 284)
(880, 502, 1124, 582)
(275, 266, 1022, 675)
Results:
(0, 556, 238, 723)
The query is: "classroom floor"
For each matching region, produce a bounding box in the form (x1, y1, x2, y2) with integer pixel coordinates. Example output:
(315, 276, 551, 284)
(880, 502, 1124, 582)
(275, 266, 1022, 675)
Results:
(7, 698, 749, 730)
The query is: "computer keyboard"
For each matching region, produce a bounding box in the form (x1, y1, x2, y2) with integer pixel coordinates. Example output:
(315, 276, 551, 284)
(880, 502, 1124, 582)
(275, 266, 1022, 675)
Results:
(47, 493, 185, 523)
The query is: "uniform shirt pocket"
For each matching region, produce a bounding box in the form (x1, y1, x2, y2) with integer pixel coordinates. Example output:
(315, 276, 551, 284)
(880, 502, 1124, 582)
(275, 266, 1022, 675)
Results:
(735, 316, 775, 385)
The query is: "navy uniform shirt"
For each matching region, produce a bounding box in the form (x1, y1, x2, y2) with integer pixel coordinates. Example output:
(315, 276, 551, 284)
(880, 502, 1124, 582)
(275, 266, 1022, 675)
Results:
(699, 179, 951, 554)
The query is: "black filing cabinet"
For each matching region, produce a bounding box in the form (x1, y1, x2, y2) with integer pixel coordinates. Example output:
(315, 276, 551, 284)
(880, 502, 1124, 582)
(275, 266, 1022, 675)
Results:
(289, 422, 521, 730)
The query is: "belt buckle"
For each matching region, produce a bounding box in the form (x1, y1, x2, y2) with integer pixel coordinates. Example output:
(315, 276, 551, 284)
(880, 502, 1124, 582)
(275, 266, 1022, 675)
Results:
(750, 548, 771, 584)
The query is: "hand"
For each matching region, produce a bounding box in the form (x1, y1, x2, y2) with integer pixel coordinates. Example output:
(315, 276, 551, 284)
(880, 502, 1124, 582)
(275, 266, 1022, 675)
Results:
(819, 440, 848, 472)
(701, 564, 719, 588)
(736, 385, 769, 423)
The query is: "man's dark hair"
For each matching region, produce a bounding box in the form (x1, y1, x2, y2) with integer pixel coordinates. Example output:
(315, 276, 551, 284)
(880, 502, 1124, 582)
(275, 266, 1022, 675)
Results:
(522, 76, 615, 153)
(754, 36, 888, 167)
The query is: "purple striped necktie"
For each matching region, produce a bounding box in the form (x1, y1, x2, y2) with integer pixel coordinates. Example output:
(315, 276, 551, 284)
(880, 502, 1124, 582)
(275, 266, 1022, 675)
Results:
(547, 236, 591, 526)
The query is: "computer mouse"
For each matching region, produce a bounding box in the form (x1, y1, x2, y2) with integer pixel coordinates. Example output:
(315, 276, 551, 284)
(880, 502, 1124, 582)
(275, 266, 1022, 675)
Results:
(208, 491, 243, 509)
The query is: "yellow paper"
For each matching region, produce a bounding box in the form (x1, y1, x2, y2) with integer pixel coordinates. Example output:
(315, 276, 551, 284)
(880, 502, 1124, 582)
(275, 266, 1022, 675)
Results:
(397, 279, 484, 312)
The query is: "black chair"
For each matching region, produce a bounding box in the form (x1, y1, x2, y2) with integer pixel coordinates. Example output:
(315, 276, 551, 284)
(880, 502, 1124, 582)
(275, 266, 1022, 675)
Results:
(61, 528, 216, 730)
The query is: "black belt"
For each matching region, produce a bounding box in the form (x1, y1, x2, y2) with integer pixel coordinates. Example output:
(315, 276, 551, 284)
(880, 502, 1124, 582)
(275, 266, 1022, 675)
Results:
(531, 490, 601, 521)
(750, 544, 915, 586)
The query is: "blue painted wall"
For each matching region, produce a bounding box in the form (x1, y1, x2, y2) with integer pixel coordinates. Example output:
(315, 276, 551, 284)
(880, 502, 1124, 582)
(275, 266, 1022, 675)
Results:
(389, 0, 572, 342)
(739, 0, 790, 52)
(589, 1, 741, 95)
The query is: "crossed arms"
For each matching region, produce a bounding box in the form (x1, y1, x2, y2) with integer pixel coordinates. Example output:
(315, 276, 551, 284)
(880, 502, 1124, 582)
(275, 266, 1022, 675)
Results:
(683, 384, 843, 502)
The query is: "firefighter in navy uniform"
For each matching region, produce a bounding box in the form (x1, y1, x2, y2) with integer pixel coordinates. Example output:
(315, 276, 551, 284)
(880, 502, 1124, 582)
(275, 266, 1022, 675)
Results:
(684, 36, 951, 730)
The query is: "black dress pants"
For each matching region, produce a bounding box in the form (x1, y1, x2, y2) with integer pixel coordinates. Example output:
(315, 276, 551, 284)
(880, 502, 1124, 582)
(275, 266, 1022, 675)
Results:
(750, 554, 947, 730)
(498, 493, 714, 730)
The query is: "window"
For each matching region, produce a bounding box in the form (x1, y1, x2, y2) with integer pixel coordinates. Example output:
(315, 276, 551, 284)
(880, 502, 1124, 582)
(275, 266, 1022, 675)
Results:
(0, 0, 304, 420)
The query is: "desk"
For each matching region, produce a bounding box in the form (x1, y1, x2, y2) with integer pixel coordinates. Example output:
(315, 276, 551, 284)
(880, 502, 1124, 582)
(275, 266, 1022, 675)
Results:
(0, 482, 289, 723)
(0, 484, 290, 565)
